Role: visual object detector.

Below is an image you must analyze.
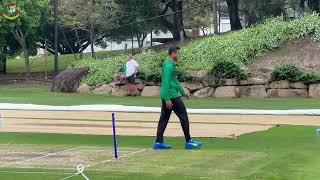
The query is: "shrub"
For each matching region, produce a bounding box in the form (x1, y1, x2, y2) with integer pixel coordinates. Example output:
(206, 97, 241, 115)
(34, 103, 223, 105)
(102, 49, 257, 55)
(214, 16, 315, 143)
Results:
(270, 64, 320, 85)
(271, 64, 303, 82)
(299, 72, 320, 85)
(210, 60, 247, 85)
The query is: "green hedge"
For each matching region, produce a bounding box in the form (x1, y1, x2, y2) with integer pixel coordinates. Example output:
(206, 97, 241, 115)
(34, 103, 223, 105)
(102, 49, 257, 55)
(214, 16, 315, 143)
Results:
(76, 13, 320, 86)
(271, 64, 320, 85)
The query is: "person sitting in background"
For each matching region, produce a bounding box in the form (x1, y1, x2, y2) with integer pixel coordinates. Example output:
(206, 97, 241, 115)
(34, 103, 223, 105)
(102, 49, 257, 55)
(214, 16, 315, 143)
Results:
(114, 61, 126, 83)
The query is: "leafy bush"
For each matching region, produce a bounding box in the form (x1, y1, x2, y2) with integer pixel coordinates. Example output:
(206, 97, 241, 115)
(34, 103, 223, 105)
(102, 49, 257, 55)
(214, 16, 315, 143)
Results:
(298, 72, 320, 85)
(180, 13, 320, 70)
(210, 60, 248, 85)
(271, 64, 304, 82)
(270, 64, 320, 85)
(76, 50, 190, 86)
(75, 14, 320, 86)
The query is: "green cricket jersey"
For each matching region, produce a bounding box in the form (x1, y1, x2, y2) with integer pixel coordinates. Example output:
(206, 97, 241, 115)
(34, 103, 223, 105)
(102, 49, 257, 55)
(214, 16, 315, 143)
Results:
(160, 59, 185, 101)
(119, 65, 126, 75)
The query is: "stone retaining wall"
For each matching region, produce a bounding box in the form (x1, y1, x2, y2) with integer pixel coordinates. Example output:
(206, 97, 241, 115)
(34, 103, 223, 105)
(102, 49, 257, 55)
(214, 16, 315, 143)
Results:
(77, 78, 320, 98)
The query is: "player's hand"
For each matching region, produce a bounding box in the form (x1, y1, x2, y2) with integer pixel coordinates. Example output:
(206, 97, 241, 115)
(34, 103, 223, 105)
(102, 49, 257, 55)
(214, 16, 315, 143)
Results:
(165, 101, 173, 109)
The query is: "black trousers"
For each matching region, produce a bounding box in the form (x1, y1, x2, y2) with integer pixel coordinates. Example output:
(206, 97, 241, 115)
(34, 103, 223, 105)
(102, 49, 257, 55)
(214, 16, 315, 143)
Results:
(156, 97, 191, 143)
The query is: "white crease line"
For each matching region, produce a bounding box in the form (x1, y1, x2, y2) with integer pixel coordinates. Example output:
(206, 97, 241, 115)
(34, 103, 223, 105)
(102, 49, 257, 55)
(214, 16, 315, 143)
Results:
(0, 146, 83, 168)
(61, 149, 148, 180)
(0, 170, 73, 175)
(80, 146, 145, 150)
(86, 149, 147, 168)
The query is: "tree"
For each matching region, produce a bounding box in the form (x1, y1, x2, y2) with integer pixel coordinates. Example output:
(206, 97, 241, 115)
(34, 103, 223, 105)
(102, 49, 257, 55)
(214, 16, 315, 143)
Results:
(0, 31, 7, 74)
(183, 0, 212, 36)
(0, 0, 49, 79)
(300, 0, 319, 12)
(115, 0, 161, 49)
(38, 21, 91, 56)
(59, 0, 119, 59)
(240, 0, 300, 27)
(226, 0, 243, 30)
(158, 0, 187, 41)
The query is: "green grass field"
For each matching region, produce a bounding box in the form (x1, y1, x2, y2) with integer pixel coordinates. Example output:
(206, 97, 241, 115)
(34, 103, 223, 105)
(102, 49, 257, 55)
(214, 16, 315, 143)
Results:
(0, 126, 319, 180)
(6, 54, 76, 73)
(6, 50, 130, 74)
(1, 84, 320, 109)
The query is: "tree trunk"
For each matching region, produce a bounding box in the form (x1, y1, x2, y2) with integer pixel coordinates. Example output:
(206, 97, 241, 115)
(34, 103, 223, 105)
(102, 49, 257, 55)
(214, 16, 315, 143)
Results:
(90, 22, 96, 59)
(226, 0, 242, 31)
(0, 50, 6, 74)
(137, 35, 141, 49)
(174, 0, 185, 41)
(137, 34, 148, 49)
(11, 29, 31, 80)
(308, 0, 319, 12)
(159, 0, 187, 41)
(23, 46, 31, 80)
(201, 27, 206, 36)
(75, 29, 83, 59)
(212, 0, 218, 34)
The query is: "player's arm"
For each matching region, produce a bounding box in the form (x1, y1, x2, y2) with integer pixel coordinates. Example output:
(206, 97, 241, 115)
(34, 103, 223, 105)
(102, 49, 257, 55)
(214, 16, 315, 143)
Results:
(176, 78, 186, 97)
(161, 64, 173, 108)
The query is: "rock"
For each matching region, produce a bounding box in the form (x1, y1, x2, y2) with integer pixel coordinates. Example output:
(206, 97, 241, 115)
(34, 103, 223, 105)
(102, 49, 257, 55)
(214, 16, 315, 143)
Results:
(141, 86, 161, 97)
(201, 81, 210, 88)
(309, 84, 320, 98)
(193, 87, 215, 98)
(291, 82, 308, 89)
(180, 82, 204, 93)
(267, 89, 308, 98)
(258, 67, 274, 74)
(77, 83, 91, 93)
(221, 79, 238, 86)
(111, 85, 129, 97)
(135, 78, 143, 84)
(115, 80, 126, 86)
(92, 84, 113, 95)
(239, 85, 267, 98)
(145, 82, 157, 86)
(268, 80, 290, 89)
(240, 78, 266, 86)
(189, 70, 209, 79)
(136, 83, 146, 91)
(51, 67, 89, 93)
(214, 86, 240, 98)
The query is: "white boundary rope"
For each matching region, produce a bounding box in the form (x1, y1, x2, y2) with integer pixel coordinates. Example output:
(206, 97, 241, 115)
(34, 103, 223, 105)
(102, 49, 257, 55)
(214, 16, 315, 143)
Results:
(1, 103, 320, 115)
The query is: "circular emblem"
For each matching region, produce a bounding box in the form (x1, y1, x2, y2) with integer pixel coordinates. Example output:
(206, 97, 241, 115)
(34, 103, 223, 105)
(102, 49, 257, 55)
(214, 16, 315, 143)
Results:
(2, 1, 20, 20)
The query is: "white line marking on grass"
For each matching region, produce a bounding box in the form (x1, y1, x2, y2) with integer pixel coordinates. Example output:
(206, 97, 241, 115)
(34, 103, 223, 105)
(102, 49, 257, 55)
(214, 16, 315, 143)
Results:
(0, 146, 83, 168)
(0, 170, 73, 175)
(86, 149, 147, 168)
(0, 147, 149, 179)
(61, 149, 147, 180)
